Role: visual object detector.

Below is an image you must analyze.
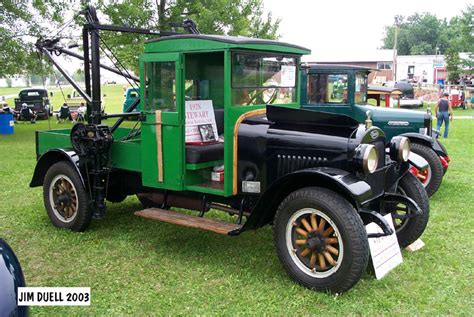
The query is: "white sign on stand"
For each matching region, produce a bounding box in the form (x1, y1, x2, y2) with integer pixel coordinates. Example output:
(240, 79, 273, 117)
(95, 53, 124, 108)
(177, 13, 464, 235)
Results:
(185, 100, 218, 144)
(366, 214, 403, 280)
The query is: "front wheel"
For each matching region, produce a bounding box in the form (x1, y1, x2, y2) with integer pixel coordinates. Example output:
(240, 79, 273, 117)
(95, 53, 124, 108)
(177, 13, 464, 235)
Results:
(273, 187, 369, 293)
(43, 161, 92, 232)
(391, 172, 430, 247)
(409, 143, 443, 197)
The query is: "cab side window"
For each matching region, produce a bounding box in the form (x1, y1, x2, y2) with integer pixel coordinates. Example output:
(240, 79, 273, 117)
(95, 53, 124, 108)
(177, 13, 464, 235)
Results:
(307, 73, 349, 104)
(144, 61, 176, 112)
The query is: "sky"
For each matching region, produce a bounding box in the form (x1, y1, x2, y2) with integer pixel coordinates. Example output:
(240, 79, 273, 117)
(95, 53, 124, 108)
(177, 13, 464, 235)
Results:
(47, 0, 471, 83)
(262, 0, 472, 61)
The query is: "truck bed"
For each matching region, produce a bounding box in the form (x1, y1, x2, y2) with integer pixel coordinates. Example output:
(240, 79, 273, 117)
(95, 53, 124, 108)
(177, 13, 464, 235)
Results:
(36, 127, 142, 172)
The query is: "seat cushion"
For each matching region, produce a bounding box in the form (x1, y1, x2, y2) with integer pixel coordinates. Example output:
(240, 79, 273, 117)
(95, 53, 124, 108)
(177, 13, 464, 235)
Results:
(186, 142, 224, 164)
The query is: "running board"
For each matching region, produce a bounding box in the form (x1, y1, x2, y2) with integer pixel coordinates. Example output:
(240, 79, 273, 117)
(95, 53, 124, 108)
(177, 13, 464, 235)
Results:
(135, 208, 242, 235)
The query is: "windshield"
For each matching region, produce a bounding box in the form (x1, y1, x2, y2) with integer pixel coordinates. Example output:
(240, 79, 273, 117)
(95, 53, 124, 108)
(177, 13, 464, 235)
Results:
(232, 52, 297, 106)
(355, 73, 368, 104)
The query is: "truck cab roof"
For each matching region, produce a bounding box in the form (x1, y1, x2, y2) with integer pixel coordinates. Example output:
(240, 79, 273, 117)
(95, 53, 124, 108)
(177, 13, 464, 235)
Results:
(145, 34, 311, 55)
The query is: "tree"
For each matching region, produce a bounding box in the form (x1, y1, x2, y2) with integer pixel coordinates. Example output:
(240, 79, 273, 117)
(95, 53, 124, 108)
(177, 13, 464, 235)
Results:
(96, 0, 280, 73)
(2, 0, 280, 79)
(382, 6, 474, 80)
(382, 13, 447, 55)
(0, 0, 66, 78)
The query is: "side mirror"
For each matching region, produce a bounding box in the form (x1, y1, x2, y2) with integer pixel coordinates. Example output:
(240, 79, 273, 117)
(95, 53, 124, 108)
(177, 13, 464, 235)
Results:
(67, 94, 71, 99)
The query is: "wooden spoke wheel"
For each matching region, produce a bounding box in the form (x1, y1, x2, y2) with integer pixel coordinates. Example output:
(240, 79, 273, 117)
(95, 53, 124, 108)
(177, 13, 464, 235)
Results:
(274, 187, 369, 293)
(49, 175, 79, 223)
(409, 166, 431, 186)
(286, 208, 343, 278)
(43, 161, 92, 232)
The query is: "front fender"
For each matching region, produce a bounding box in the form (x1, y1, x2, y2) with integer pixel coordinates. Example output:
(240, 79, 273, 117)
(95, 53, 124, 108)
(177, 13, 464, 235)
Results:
(400, 132, 434, 147)
(408, 152, 428, 171)
(432, 138, 449, 157)
(30, 149, 84, 188)
(241, 167, 372, 231)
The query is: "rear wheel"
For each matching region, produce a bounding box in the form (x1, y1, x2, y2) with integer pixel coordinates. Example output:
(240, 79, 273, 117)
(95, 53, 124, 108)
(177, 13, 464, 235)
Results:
(391, 172, 430, 247)
(43, 161, 92, 232)
(273, 187, 369, 293)
(409, 143, 443, 197)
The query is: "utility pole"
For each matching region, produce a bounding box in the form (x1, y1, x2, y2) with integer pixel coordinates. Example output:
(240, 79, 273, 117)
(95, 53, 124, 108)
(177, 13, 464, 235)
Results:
(392, 15, 401, 82)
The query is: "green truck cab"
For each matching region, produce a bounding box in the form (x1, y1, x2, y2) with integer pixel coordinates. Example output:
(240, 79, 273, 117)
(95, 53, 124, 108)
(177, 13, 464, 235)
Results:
(30, 7, 430, 293)
(301, 64, 450, 197)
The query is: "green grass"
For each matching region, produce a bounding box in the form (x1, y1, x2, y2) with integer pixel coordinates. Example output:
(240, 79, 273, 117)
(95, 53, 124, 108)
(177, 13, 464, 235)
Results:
(0, 119, 473, 315)
(1, 84, 127, 113)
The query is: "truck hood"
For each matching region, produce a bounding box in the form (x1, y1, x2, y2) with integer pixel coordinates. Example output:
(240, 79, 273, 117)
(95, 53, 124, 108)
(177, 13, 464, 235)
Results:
(357, 104, 427, 123)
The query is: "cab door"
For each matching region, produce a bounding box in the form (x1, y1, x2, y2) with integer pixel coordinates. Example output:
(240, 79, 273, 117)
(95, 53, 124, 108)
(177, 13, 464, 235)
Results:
(140, 53, 185, 190)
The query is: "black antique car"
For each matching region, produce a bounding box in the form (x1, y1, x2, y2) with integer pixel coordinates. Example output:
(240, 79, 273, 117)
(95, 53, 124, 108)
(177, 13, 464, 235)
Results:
(31, 6, 430, 293)
(14, 88, 52, 119)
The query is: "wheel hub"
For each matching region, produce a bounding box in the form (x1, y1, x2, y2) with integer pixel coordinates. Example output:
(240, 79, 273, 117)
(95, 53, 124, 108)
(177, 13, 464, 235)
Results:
(306, 232, 326, 253)
(49, 175, 79, 222)
(287, 209, 343, 277)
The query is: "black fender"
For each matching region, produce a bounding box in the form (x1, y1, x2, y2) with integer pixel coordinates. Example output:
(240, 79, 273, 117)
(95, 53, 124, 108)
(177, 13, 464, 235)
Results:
(401, 132, 448, 161)
(432, 138, 449, 157)
(400, 132, 434, 148)
(407, 152, 428, 171)
(240, 167, 372, 231)
(0, 239, 27, 317)
(30, 148, 85, 188)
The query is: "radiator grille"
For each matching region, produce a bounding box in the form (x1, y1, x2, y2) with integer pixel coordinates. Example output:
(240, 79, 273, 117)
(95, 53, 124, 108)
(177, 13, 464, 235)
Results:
(277, 154, 327, 177)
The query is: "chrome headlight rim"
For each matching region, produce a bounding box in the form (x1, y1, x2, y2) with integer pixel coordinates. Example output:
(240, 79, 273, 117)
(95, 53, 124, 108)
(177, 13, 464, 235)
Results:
(390, 136, 411, 162)
(362, 144, 379, 174)
(399, 137, 410, 162)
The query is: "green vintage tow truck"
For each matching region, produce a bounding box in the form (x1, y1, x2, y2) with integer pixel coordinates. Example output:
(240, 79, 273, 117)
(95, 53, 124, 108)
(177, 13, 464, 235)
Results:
(30, 7, 430, 293)
(301, 64, 450, 197)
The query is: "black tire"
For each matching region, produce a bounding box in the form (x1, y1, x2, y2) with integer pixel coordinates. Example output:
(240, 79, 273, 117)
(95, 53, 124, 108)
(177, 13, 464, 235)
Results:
(410, 143, 443, 197)
(273, 187, 369, 293)
(392, 172, 430, 248)
(43, 161, 92, 232)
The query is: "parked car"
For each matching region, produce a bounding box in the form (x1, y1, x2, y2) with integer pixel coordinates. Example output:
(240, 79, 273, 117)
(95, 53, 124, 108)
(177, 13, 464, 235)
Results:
(0, 239, 27, 317)
(393, 81, 423, 108)
(32, 8, 430, 293)
(301, 64, 449, 197)
(14, 88, 52, 119)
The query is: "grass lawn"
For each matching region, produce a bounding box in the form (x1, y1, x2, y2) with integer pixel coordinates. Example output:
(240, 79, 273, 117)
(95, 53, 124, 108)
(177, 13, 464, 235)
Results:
(1, 84, 127, 114)
(0, 114, 473, 314)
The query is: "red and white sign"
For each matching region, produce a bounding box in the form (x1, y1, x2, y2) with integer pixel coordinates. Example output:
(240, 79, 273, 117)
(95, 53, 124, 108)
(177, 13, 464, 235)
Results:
(185, 100, 218, 144)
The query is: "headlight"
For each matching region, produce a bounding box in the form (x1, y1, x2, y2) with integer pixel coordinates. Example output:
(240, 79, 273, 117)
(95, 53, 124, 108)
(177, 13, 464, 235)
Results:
(389, 136, 410, 162)
(354, 144, 379, 174)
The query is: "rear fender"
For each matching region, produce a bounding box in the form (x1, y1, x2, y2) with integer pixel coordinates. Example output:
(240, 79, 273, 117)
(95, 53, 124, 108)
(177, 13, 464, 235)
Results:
(241, 167, 372, 231)
(30, 149, 84, 188)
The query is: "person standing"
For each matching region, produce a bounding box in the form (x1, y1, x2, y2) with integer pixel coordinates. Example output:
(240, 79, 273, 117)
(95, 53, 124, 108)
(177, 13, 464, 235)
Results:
(435, 92, 453, 138)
